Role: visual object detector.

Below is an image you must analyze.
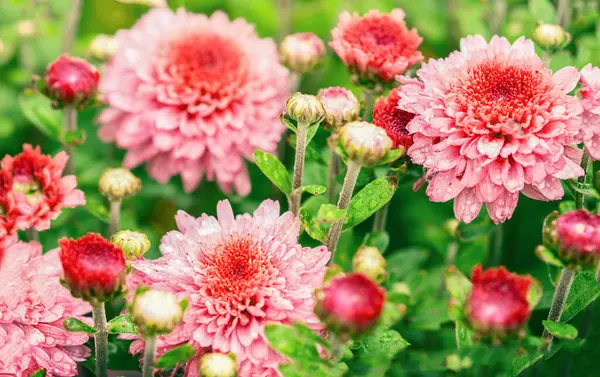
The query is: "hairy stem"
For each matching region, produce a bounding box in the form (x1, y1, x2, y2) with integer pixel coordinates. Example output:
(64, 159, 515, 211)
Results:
(92, 303, 108, 377)
(64, 107, 77, 175)
(326, 160, 361, 255)
(575, 149, 591, 209)
(327, 150, 340, 204)
(142, 335, 158, 377)
(290, 123, 309, 215)
(109, 200, 121, 236)
(542, 267, 576, 351)
(62, 0, 82, 53)
(26, 228, 38, 242)
(361, 89, 376, 122)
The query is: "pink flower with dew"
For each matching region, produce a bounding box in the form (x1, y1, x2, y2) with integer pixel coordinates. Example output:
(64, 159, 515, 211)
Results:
(398, 35, 584, 224)
(0, 241, 91, 377)
(124, 200, 330, 377)
(98, 9, 289, 195)
(579, 64, 600, 160)
(330, 9, 423, 83)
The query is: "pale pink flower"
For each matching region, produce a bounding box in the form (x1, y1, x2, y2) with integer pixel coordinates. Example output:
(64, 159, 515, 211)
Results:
(398, 35, 584, 223)
(579, 64, 600, 160)
(125, 200, 330, 376)
(0, 241, 91, 376)
(98, 9, 289, 195)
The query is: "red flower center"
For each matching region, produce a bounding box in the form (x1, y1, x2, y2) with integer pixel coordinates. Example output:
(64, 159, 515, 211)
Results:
(373, 88, 415, 148)
(343, 16, 410, 60)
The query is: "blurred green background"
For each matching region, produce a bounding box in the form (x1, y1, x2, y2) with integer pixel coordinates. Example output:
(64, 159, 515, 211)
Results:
(1, 0, 600, 375)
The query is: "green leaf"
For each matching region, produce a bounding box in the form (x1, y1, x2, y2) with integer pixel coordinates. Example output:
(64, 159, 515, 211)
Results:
(84, 195, 110, 223)
(376, 148, 404, 166)
(568, 180, 600, 199)
(386, 248, 430, 280)
(299, 207, 329, 242)
(265, 323, 322, 362)
(542, 320, 578, 340)
(154, 344, 195, 369)
(558, 201, 576, 214)
(107, 315, 138, 334)
(529, 0, 557, 23)
(511, 352, 544, 377)
(343, 176, 398, 230)
(456, 220, 495, 242)
(63, 318, 97, 334)
(254, 150, 292, 196)
(166, 0, 186, 10)
(294, 184, 326, 196)
(306, 123, 320, 144)
(527, 279, 543, 309)
(535, 245, 563, 267)
(445, 266, 472, 304)
(455, 322, 473, 348)
(562, 271, 600, 322)
(318, 204, 347, 223)
(347, 329, 409, 377)
(280, 113, 297, 132)
(19, 91, 64, 142)
(362, 231, 390, 253)
(30, 369, 46, 377)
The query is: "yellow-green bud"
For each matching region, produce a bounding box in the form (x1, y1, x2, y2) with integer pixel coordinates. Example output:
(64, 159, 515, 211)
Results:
(99, 168, 141, 202)
(285, 93, 326, 126)
(131, 290, 184, 336)
(279, 32, 325, 74)
(89, 34, 119, 61)
(533, 22, 568, 49)
(338, 121, 393, 167)
(111, 230, 150, 260)
(199, 353, 238, 377)
(17, 20, 36, 38)
(352, 246, 387, 283)
(443, 219, 460, 238)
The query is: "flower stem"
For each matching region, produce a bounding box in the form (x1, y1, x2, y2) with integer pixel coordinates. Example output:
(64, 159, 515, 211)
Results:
(490, 0, 507, 35)
(26, 228, 38, 242)
(575, 149, 591, 209)
(109, 200, 121, 236)
(64, 106, 78, 175)
(327, 150, 340, 204)
(557, 0, 571, 29)
(92, 303, 109, 377)
(438, 241, 459, 296)
(62, 0, 82, 53)
(488, 223, 503, 266)
(361, 89, 376, 122)
(326, 160, 361, 255)
(372, 202, 390, 232)
(142, 335, 158, 377)
(290, 123, 309, 215)
(542, 267, 576, 351)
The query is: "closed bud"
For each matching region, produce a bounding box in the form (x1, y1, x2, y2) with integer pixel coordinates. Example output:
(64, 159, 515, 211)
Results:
(323, 263, 345, 284)
(551, 210, 600, 265)
(317, 87, 360, 130)
(17, 20, 36, 38)
(338, 121, 393, 167)
(199, 353, 238, 377)
(352, 246, 387, 282)
(131, 289, 184, 336)
(285, 93, 325, 126)
(44, 54, 100, 109)
(99, 168, 141, 202)
(111, 230, 150, 260)
(89, 34, 119, 61)
(533, 21, 568, 50)
(279, 32, 325, 74)
(443, 219, 460, 237)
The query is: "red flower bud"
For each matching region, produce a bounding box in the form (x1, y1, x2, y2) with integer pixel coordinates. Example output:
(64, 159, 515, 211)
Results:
(553, 210, 600, 264)
(59, 233, 126, 306)
(467, 265, 532, 334)
(45, 54, 100, 108)
(315, 273, 385, 336)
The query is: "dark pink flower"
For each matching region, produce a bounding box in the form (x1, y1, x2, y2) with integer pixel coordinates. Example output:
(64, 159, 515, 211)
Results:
(372, 87, 415, 149)
(45, 54, 100, 108)
(554, 210, 600, 262)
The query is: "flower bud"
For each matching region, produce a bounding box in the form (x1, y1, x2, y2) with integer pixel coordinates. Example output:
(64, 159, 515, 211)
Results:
(199, 352, 238, 377)
(279, 32, 325, 74)
(17, 20, 36, 38)
(131, 289, 184, 336)
(551, 210, 600, 265)
(111, 230, 150, 260)
(44, 55, 100, 109)
(352, 246, 387, 283)
(338, 121, 393, 167)
(59, 233, 127, 306)
(89, 34, 119, 61)
(285, 93, 326, 126)
(323, 263, 345, 284)
(533, 22, 568, 50)
(99, 168, 141, 202)
(317, 87, 360, 130)
(315, 273, 385, 336)
(467, 265, 533, 335)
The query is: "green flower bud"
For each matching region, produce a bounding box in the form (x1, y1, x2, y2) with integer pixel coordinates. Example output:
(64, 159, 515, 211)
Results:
(338, 121, 393, 167)
(99, 168, 141, 202)
(199, 353, 238, 377)
(131, 289, 185, 336)
(285, 93, 326, 126)
(352, 246, 387, 283)
(111, 230, 150, 260)
(533, 21, 568, 49)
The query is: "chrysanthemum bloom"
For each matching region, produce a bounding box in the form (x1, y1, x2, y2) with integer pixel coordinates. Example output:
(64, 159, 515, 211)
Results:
(0, 241, 91, 376)
(552, 210, 600, 263)
(98, 9, 289, 194)
(279, 32, 326, 74)
(0, 144, 85, 231)
(317, 87, 361, 130)
(0, 171, 20, 248)
(59, 233, 127, 305)
(45, 54, 100, 108)
(467, 265, 533, 334)
(399, 36, 584, 224)
(579, 64, 600, 160)
(330, 9, 423, 83)
(125, 200, 330, 376)
(372, 87, 415, 149)
(315, 273, 385, 336)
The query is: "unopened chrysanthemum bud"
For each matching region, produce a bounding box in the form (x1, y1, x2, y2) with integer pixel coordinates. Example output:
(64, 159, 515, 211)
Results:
(89, 34, 119, 61)
(285, 93, 326, 126)
(467, 265, 533, 335)
(132, 289, 184, 335)
(315, 273, 385, 336)
(279, 32, 325, 74)
(199, 352, 238, 377)
(533, 21, 568, 49)
(352, 246, 387, 283)
(443, 219, 460, 237)
(59, 233, 127, 306)
(323, 263, 345, 284)
(17, 20, 36, 38)
(111, 230, 150, 260)
(99, 168, 141, 202)
(550, 210, 600, 265)
(338, 121, 394, 167)
(317, 87, 360, 130)
(44, 54, 100, 108)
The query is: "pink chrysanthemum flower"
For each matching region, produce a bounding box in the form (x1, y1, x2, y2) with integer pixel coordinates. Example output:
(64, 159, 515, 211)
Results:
(98, 9, 289, 194)
(125, 200, 330, 376)
(330, 9, 423, 83)
(0, 241, 91, 376)
(579, 64, 600, 160)
(399, 36, 584, 224)
(0, 144, 85, 230)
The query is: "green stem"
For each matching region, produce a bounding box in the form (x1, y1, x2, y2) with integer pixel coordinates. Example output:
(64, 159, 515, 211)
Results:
(490, 0, 507, 35)
(557, 0, 571, 29)
(109, 200, 121, 236)
(142, 335, 158, 377)
(361, 90, 376, 122)
(575, 149, 590, 209)
(26, 227, 38, 242)
(542, 267, 576, 351)
(372, 202, 390, 232)
(596, 263, 600, 285)
(327, 150, 340, 204)
(326, 160, 361, 256)
(62, 0, 82, 53)
(64, 106, 77, 175)
(489, 223, 503, 266)
(290, 123, 309, 215)
(438, 241, 459, 296)
(92, 303, 108, 377)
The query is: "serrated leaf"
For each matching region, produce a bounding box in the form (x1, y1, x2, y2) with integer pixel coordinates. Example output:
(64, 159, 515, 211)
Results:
(107, 315, 137, 334)
(85, 195, 110, 223)
(318, 204, 347, 223)
(455, 322, 473, 348)
(343, 176, 397, 230)
(535, 245, 563, 267)
(63, 318, 97, 333)
(254, 150, 292, 196)
(154, 344, 195, 369)
(542, 320, 578, 340)
(445, 266, 472, 304)
(19, 91, 64, 142)
(30, 369, 46, 377)
(362, 231, 390, 253)
(294, 184, 326, 196)
(562, 271, 600, 322)
(299, 207, 329, 242)
(347, 329, 409, 377)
